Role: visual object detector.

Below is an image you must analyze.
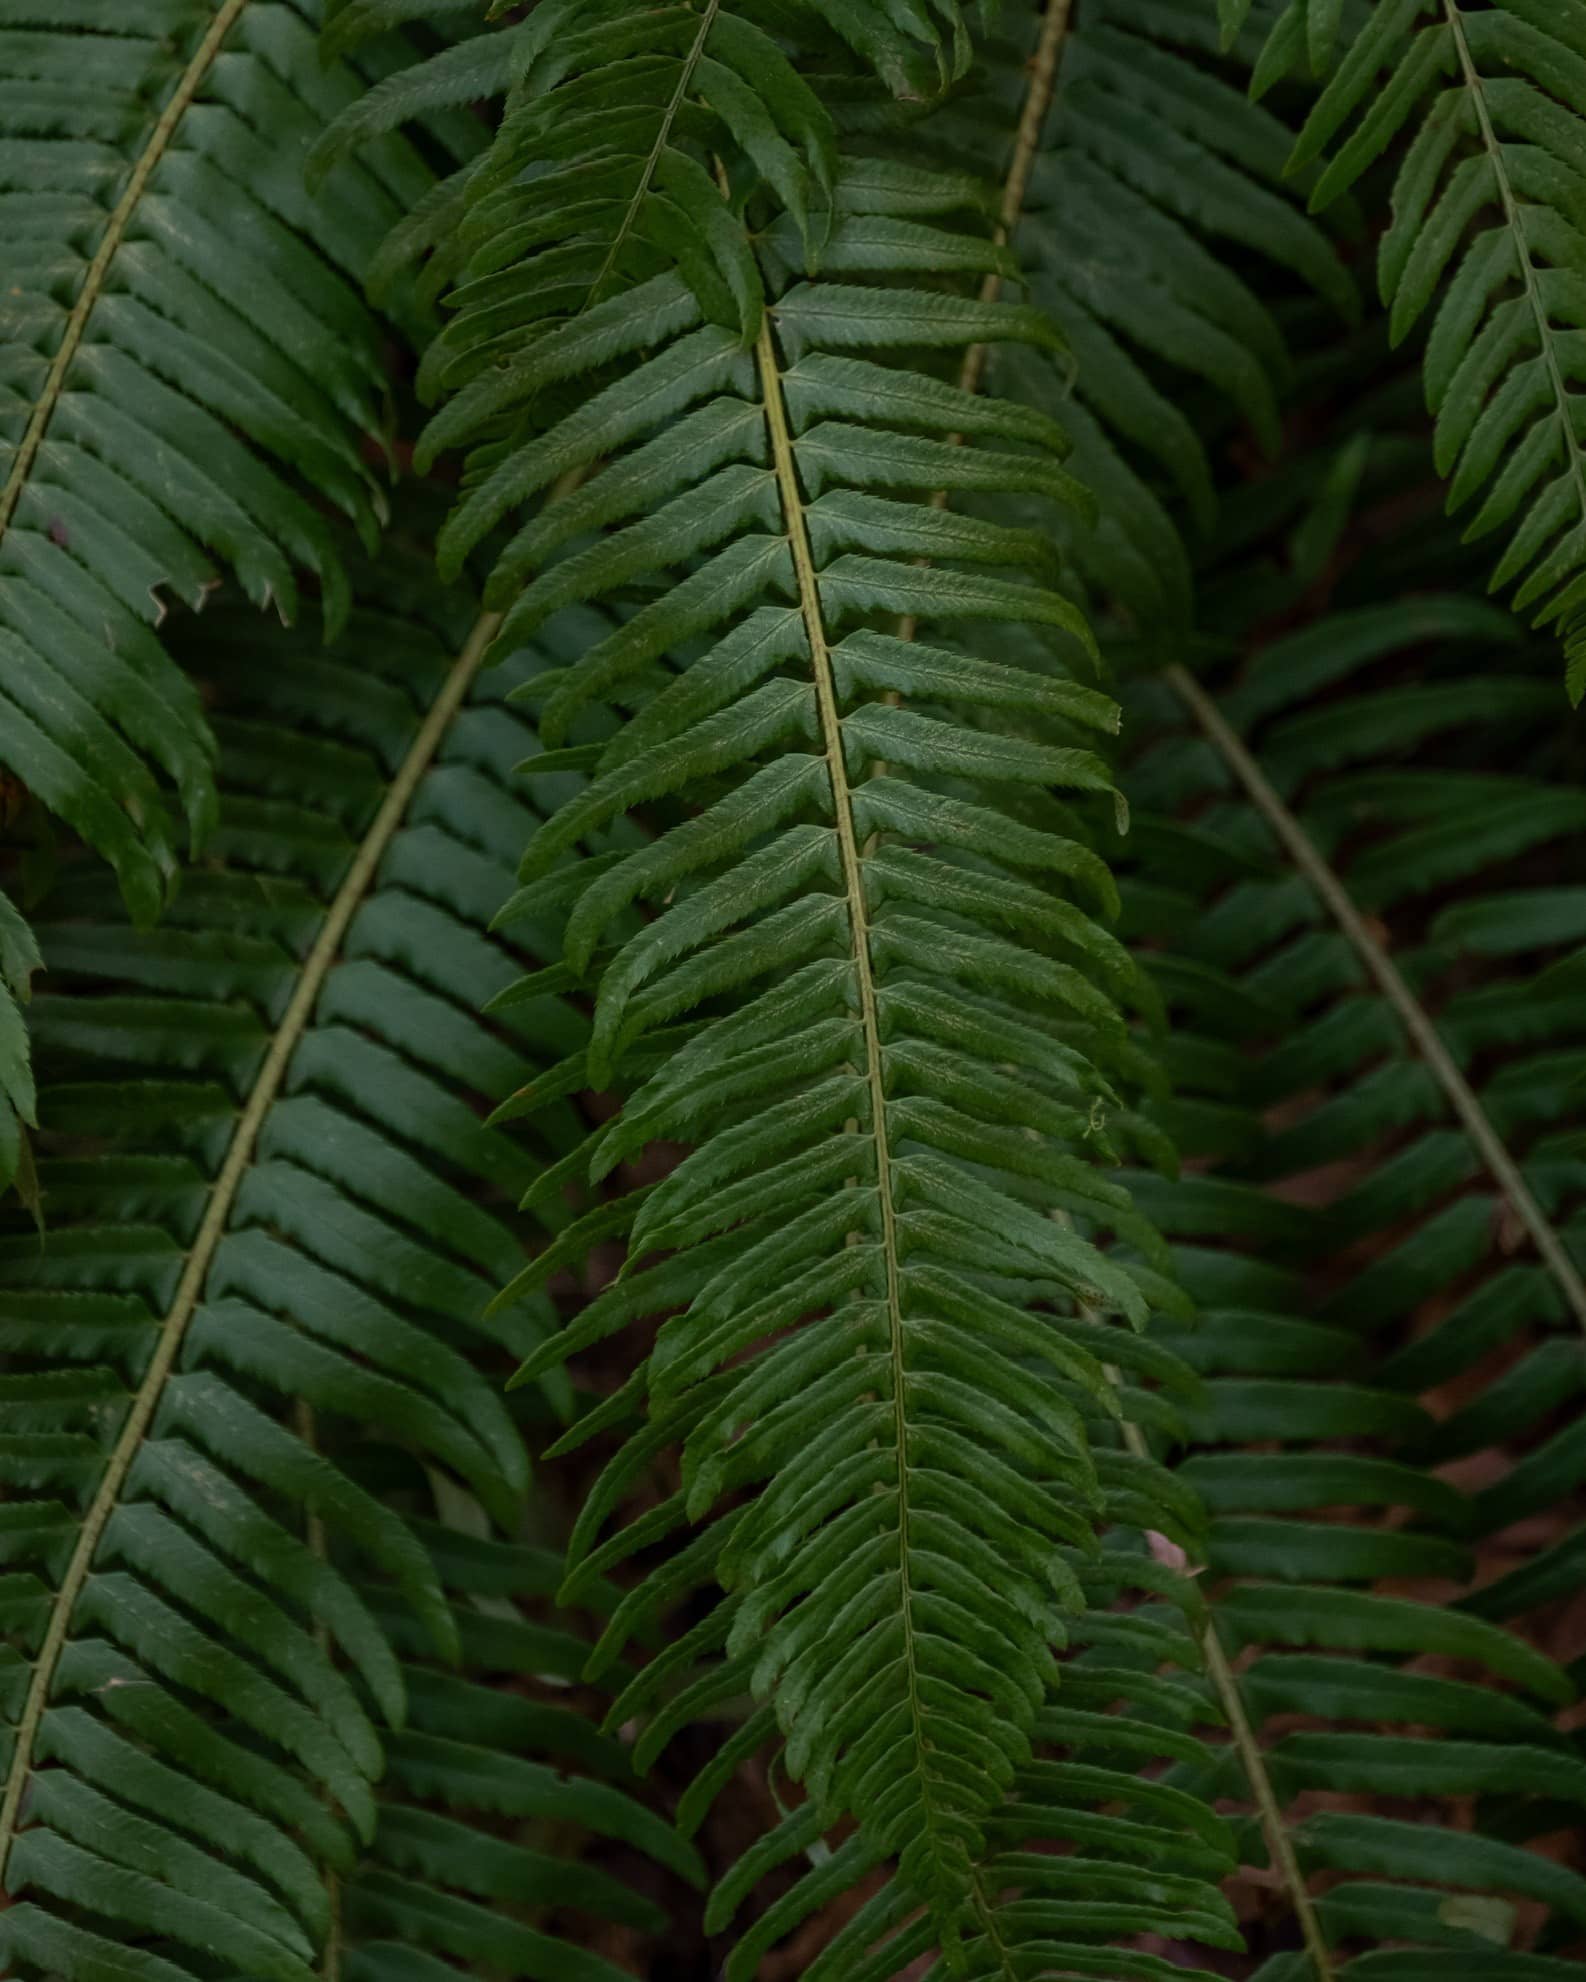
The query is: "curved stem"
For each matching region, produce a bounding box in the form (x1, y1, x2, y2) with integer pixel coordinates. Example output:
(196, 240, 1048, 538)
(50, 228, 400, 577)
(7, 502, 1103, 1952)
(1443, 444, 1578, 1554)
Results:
(1168, 662, 1586, 1333)
(0, 0, 251, 543)
(0, 606, 504, 1886)
(753, 308, 934, 1821)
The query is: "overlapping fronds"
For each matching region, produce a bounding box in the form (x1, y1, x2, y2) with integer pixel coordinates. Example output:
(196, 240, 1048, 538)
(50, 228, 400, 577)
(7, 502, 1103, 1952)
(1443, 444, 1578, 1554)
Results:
(1166, 1270, 1586, 1978)
(1112, 598, 1586, 1972)
(976, 0, 1356, 630)
(8, 0, 1586, 1976)
(340, 1525, 702, 1982)
(317, 0, 1208, 1946)
(0, 535, 600, 1977)
(1231, 0, 1586, 690)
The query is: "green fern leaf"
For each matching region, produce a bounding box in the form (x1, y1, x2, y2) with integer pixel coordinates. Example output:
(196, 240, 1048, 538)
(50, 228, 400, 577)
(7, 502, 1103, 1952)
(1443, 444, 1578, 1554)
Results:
(327, 0, 1203, 1945)
(336, 1522, 700, 1982)
(0, 0, 454, 918)
(1114, 598, 1586, 1975)
(1264, 0, 1586, 679)
(0, 0, 485, 1209)
(661, 1412, 1240, 1979)
(311, 0, 984, 345)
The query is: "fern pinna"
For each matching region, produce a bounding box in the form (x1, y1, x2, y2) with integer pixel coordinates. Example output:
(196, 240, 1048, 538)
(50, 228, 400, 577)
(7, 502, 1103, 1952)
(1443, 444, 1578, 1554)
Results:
(0, 526, 701, 1980)
(1112, 594, 1586, 1976)
(319, 0, 1198, 1956)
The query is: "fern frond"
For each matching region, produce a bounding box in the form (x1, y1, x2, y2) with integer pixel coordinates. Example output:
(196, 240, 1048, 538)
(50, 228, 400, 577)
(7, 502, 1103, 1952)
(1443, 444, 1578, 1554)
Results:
(1114, 599, 1586, 1973)
(330, 0, 1201, 1944)
(1257, 0, 1586, 689)
(502, 281, 1153, 1941)
(0, 524, 591, 1978)
(984, 0, 1356, 630)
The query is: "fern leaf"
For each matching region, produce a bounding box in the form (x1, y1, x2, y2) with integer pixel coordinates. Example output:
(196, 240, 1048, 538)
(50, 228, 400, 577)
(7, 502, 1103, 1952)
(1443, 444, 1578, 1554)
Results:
(330, 0, 1199, 1945)
(0, 519, 599, 1978)
(1218, 0, 1349, 75)
(311, 0, 983, 342)
(1115, 599, 1586, 1973)
(509, 313, 1149, 1925)
(0, 0, 482, 1212)
(0, 0, 448, 919)
(1265, 0, 1586, 683)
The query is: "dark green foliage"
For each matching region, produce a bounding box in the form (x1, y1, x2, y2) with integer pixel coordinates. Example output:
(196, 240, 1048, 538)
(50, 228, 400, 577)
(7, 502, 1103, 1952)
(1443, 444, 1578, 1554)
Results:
(340, 1525, 703, 1982)
(499, 201, 1159, 1951)
(0, 0, 471, 1193)
(0, 537, 678, 1979)
(0, 0, 444, 916)
(325, 0, 1205, 1949)
(312, 0, 976, 335)
(695, 1521, 1241, 1980)
(1112, 599, 1586, 1973)
(7, 0, 1586, 1978)
(1230, 0, 1586, 692)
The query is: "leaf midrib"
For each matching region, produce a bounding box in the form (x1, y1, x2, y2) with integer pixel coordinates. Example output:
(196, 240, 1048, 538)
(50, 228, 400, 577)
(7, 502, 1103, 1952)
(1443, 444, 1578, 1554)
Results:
(0, 0, 252, 545)
(0, 605, 505, 1886)
(752, 303, 928, 1750)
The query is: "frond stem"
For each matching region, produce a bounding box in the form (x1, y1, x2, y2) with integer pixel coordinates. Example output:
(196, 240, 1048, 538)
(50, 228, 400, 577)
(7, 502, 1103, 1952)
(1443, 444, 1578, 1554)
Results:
(0, 605, 505, 1886)
(1442, 0, 1586, 560)
(1167, 660, 1586, 1333)
(961, 0, 1072, 397)
(752, 312, 939, 1854)
(0, 0, 251, 543)
(1198, 1618, 1336, 1978)
(1112, 1389, 1336, 1980)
